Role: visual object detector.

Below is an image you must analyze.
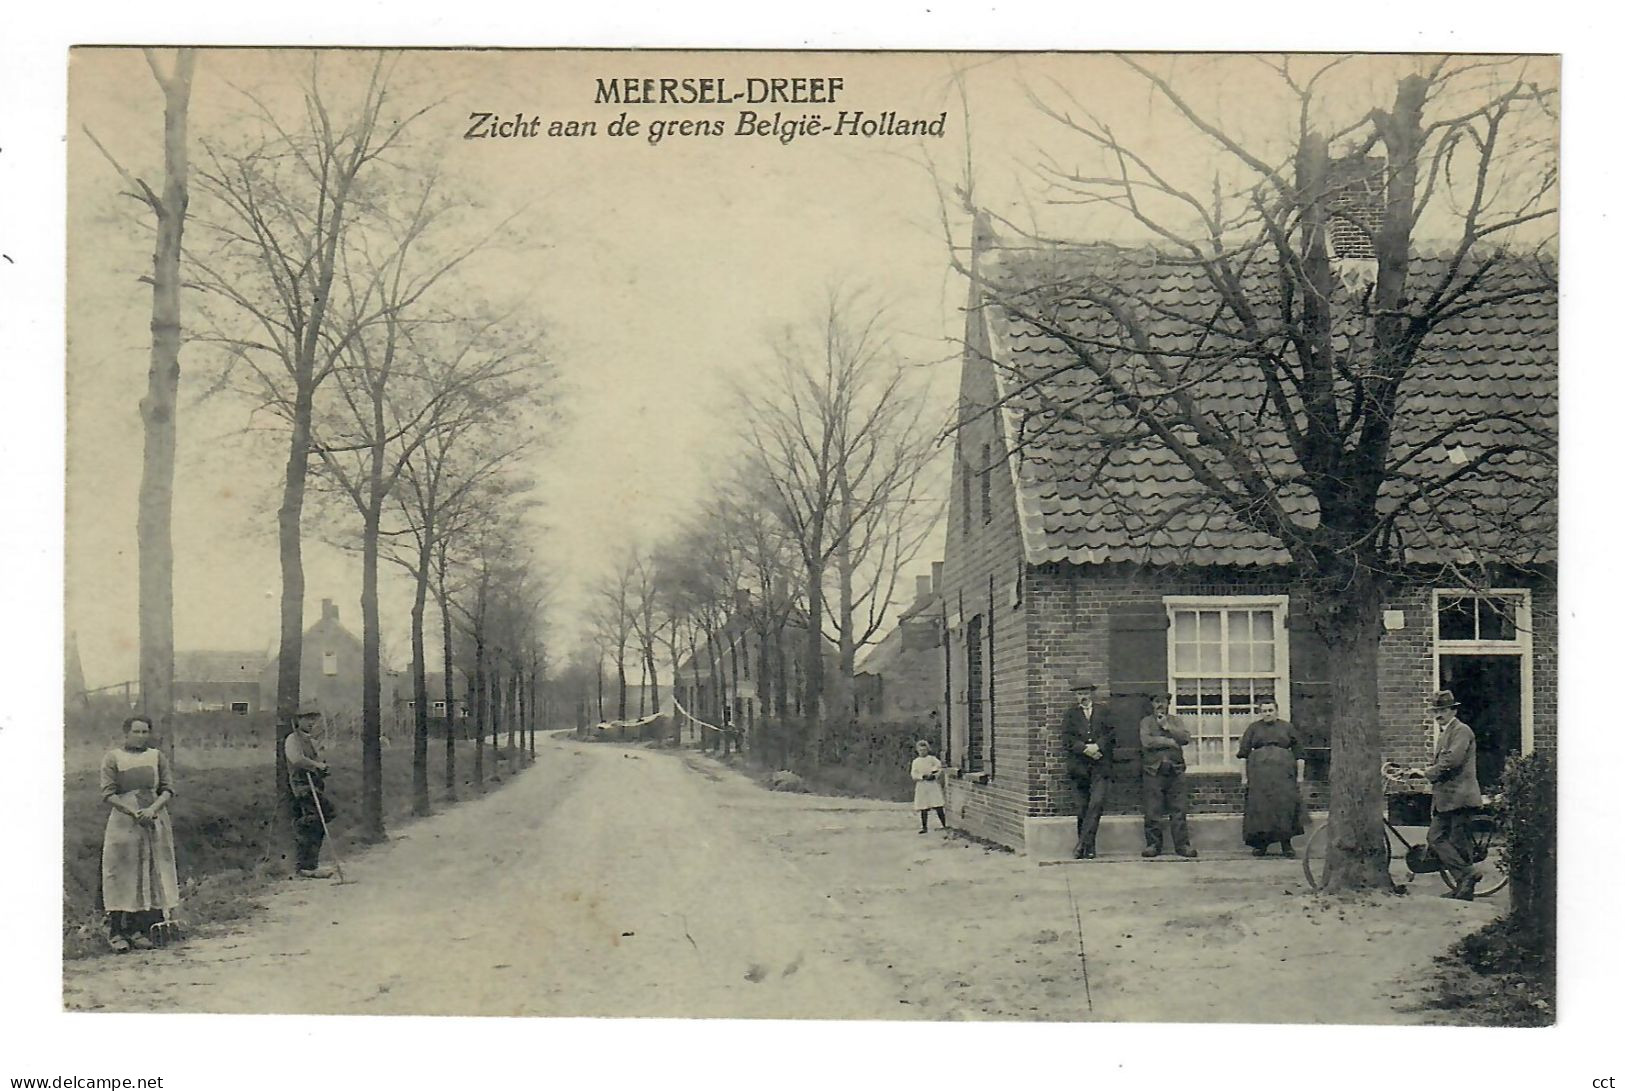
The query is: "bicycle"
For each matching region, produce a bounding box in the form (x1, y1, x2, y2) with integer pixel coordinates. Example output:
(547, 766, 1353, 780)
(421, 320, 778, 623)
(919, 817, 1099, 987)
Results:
(1301, 762, 1507, 896)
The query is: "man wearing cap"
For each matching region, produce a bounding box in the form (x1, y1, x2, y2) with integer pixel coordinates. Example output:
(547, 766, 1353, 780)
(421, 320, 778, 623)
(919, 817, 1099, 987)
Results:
(284, 703, 336, 879)
(1407, 690, 1482, 899)
(1061, 678, 1114, 859)
(1140, 693, 1197, 858)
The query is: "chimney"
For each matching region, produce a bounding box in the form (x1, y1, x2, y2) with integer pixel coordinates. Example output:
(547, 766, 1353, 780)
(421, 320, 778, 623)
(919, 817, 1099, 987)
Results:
(931, 561, 943, 594)
(1325, 156, 1385, 262)
(322, 598, 338, 622)
(915, 574, 933, 603)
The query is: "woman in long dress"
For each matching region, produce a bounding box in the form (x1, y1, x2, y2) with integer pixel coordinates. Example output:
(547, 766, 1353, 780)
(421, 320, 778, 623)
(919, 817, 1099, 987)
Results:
(910, 739, 948, 834)
(99, 715, 179, 952)
(1236, 698, 1305, 858)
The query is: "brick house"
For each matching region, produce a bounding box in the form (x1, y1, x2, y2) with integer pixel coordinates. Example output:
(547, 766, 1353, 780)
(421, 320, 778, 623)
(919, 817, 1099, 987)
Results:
(260, 597, 395, 720)
(390, 670, 471, 732)
(940, 225, 1556, 859)
(174, 650, 269, 714)
(854, 564, 947, 725)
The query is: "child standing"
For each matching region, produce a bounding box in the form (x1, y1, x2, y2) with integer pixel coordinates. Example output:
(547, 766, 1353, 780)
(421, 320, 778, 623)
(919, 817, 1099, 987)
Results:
(910, 739, 948, 833)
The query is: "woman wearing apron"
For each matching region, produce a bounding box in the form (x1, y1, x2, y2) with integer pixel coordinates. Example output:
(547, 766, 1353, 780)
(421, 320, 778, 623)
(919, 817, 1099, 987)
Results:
(99, 715, 179, 951)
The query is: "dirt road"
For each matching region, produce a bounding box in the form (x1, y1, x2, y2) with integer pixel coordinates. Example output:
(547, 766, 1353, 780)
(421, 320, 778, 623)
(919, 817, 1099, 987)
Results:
(63, 734, 916, 1017)
(64, 734, 1495, 1021)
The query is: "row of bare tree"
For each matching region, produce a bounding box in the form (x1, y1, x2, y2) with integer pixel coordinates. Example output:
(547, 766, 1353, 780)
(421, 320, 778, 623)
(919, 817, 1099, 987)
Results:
(563, 290, 944, 748)
(90, 50, 560, 845)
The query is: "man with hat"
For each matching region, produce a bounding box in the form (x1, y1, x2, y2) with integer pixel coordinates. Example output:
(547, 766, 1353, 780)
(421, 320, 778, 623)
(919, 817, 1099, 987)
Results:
(1407, 690, 1483, 899)
(284, 701, 336, 879)
(1140, 693, 1197, 858)
(1061, 677, 1114, 859)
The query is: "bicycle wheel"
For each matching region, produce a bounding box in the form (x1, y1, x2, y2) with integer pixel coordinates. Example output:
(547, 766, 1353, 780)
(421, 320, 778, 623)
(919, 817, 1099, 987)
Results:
(1444, 813, 1510, 897)
(1301, 823, 1330, 890)
(1303, 821, 1399, 892)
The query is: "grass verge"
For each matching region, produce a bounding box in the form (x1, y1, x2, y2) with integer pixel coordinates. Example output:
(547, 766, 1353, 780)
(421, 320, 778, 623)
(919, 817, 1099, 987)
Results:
(64, 739, 529, 959)
(1424, 915, 1554, 1026)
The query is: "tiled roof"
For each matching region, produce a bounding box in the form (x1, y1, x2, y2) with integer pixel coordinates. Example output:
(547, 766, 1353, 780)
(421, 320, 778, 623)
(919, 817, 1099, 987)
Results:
(982, 247, 1557, 568)
(174, 650, 268, 684)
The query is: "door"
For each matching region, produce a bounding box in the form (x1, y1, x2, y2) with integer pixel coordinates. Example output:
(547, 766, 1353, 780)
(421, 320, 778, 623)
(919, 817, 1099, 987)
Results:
(1438, 654, 1522, 790)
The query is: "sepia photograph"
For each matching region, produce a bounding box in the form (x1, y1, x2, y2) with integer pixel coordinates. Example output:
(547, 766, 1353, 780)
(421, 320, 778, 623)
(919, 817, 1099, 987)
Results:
(56, 45, 1558, 1032)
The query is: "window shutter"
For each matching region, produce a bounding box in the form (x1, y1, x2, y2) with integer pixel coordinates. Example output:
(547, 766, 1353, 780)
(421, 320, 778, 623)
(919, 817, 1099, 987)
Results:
(1287, 603, 1333, 749)
(1107, 605, 1170, 777)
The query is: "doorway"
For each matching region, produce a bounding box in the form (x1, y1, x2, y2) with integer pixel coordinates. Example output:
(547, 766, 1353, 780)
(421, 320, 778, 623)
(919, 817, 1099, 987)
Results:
(1438, 654, 1522, 789)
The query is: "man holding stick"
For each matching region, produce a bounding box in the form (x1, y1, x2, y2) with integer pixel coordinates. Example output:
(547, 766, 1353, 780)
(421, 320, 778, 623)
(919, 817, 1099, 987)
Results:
(285, 702, 337, 879)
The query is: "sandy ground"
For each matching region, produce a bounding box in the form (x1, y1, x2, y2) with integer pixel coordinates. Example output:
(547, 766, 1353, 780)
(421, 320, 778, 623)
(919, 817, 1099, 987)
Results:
(64, 733, 1498, 1022)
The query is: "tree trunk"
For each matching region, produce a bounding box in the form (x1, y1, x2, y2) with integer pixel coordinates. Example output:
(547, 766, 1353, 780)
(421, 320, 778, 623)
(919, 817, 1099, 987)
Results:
(616, 654, 628, 722)
(727, 637, 741, 756)
(703, 625, 724, 750)
(1316, 572, 1392, 891)
(359, 503, 385, 843)
(489, 660, 503, 780)
(834, 481, 858, 724)
(472, 630, 486, 793)
(527, 658, 539, 759)
(438, 554, 457, 800)
(803, 564, 826, 740)
(753, 628, 772, 721)
(506, 667, 518, 755)
(136, 51, 194, 773)
(409, 530, 432, 817)
(773, 624, 789, 719)
(274, 386, 314, 821)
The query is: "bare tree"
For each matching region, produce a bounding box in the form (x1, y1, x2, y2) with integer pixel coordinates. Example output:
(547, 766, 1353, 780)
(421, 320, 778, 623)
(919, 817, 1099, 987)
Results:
(188, 52, 439, 817)
(627, 545, 673, 720)
(388, 327, 551, 814)
(83, 49, 198, 764)
(958, 56, 1555, 890)
(588, 552, 637, 722)
(443, 485, 537, 792)
(738, 289, 942, 733)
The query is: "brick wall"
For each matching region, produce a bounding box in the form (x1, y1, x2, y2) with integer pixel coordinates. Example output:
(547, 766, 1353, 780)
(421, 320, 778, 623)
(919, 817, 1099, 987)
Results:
(1531, 573, 1558, 755)
(1378, 569, 1558, 769)
(939, 287, 1031, 850)
(945, 543, 1554, 851)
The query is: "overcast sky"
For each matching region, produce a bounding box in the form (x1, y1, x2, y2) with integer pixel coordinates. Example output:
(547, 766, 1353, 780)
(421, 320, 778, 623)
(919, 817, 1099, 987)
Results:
(64, 50, 1556, 688)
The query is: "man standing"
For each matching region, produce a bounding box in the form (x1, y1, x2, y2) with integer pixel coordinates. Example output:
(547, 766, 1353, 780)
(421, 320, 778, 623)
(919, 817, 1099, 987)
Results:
(1410, 690, 1482, 900)
(1061, 678, 1113, 859)
(1140, 693, 1197, 859)
(285, 702, 336, 879)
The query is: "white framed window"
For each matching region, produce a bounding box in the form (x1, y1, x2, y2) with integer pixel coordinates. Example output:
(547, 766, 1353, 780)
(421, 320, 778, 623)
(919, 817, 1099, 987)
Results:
(1435, 591, 1526, 644)
(1164, 596, 1291, 771)
(322, 651, 338, 677)
(1431, 588, 1534, 770)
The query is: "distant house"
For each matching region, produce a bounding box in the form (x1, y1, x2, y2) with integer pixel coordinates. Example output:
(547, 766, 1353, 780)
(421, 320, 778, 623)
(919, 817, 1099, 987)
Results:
(173, 649, 269, 714)
(939, 217, 1556, 858)
(260, 598, 396, 720)
(391, 670, 471, 728)
(854, 564, 946, 726)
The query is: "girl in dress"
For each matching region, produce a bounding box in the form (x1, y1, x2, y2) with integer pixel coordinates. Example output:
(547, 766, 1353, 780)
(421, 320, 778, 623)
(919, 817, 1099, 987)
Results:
(99, 715, 179, 951)
(909, 739, 948, 834)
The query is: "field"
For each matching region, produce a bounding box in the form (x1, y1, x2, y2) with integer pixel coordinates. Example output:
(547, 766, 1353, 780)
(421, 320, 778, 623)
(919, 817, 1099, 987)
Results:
(64, 736, 530, 958)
